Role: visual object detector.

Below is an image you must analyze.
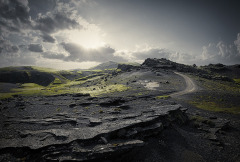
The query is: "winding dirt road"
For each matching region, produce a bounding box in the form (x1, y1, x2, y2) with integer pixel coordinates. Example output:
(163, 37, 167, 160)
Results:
(170, 72, 197, 98)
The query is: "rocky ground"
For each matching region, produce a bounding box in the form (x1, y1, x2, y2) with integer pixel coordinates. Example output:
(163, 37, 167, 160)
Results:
(0, 93, 187, 161)
(0, 58, 239, 162)
(1, 94, 239, 162)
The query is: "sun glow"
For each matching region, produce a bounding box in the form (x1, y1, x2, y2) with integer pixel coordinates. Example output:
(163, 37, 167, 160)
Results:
(68, 29, 106, 49)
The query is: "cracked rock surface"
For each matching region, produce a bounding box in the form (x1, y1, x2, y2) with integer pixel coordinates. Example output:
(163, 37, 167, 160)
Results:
(0, 94, 187, 161)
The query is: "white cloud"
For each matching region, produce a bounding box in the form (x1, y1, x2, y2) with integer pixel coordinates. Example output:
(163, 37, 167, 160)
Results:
(202, 43, 218, 60)
(201, 33, 240, 64)
(234, 33, 240, 54)
(0, 36, 19, 55)
(1, 0, 239, 69)
(120, 47, 197, 65)
(0, 45, 37, 68)
(35, 58, 99, 70)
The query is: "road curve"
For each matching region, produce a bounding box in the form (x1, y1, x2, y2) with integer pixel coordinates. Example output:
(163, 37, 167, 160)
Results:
(170, 72, 197, 98)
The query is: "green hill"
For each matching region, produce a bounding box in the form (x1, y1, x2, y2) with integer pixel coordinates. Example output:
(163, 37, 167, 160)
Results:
(0, 66, 74, 86)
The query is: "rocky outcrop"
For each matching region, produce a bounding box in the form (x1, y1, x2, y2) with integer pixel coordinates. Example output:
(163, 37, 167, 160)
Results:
(142, 58, 176, 69)
(141, 58, 233, 82)
(117, 64, 137, 71)
(142, 58, 201, 73)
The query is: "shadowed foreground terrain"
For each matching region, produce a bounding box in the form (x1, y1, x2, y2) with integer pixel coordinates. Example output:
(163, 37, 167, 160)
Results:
(0, 59, 240, 161)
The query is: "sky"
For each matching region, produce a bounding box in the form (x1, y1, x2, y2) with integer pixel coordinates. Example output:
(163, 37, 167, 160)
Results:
(0, 0, 240, 69)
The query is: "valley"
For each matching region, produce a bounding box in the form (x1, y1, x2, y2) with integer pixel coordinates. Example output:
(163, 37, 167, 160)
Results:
(0, 58, 239, 162)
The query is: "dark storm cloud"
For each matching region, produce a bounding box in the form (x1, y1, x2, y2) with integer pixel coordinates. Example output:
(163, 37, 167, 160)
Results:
(0, 0, 30, 23)
(0, 36, 19, 55)
(35, 13, 80, 34)
(0, 51, 37, 67)
(0, 0, 81, 41)
(60, 42, 86, 61)
(0, 20, 21, 32)
(28, 0, 57, 19)
(41, 33, 55, 43)
(0, 0, 31, 33)
(40, 42, 127, 62)
(61, 42, 126, 62)
(28, 44, 44, 52)
(1, 0, 240, 68)
(0, 36, 36, 67)
(234, 33, 240, 54)
(41, 52, 65, 60)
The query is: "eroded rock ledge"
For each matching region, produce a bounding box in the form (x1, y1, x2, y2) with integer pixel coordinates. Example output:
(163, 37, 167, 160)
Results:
(0, 94, 188, 161)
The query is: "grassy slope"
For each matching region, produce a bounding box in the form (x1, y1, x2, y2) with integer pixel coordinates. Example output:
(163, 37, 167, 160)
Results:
(1, 65, 239, 114)
(0, 67, 128, 99)
(188, 75, 240, 114)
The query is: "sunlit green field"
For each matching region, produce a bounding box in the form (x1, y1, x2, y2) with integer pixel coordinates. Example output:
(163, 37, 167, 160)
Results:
(0, 67, 129, 99)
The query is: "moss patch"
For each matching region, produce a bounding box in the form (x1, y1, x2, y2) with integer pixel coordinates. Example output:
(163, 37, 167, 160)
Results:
(189, 115, 215, 127)
(0, 83, 44, 99)
(187, 75, 240, 114)
(155, 95, 171, 99)
(233, 78, 240, 84)
(191, 75, 240, 94)
(52, 78, 62, 84)
(190, 100, 240, 114)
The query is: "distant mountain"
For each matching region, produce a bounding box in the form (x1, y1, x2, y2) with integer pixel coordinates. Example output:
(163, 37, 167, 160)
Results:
(90, 61, 119, 70)
(90, 61, 140, 70)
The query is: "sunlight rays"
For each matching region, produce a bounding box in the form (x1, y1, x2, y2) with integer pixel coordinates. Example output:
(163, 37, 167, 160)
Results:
(68, 29, 106, 49)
